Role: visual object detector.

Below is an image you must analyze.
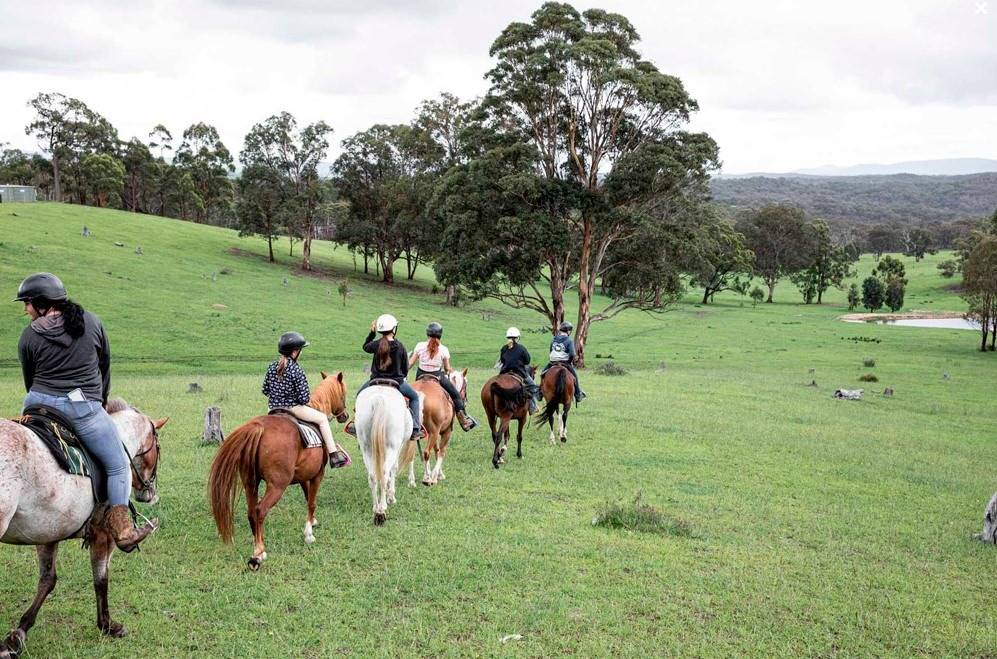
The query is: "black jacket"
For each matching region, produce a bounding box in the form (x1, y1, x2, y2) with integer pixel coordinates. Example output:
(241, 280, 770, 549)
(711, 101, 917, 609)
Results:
(18, 311, 111, 402)
(499, 342, 532, 379)
(363, 331, 409, 382)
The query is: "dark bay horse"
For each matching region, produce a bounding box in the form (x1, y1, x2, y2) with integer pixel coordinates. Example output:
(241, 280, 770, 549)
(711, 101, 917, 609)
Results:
(481, 368, 534, 469)
(208, 371, 348, 570)
(538, 364, 574, 444)
(0, 399, 165, 656)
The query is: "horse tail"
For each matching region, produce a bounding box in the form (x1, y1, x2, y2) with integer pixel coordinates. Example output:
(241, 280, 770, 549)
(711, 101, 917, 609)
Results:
(208, 421, 264, 544)
(399, 438, 417, 469)
(538, 368, 567, 426)
(370, 400, 388, 489)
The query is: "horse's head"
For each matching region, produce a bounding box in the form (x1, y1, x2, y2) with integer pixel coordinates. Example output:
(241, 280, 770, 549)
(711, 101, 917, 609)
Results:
(106, 398, 167, 504)
(314, 371, 350, 423)
(448, 368, 469, 402)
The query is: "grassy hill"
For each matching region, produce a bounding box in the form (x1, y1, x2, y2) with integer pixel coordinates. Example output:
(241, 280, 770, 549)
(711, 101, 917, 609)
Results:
(1, 203, 995, 656)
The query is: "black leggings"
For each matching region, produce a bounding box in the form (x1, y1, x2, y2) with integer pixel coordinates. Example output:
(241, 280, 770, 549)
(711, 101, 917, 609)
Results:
(416, 369, 465, 412)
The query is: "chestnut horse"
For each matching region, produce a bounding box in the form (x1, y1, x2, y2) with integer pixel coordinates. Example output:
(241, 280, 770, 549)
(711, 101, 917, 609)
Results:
(538, 364, 574, 444)
(0, 399, 165, 656)
(208, 371, 348, 570)
(481, 368, 534, 469)
(400, 369, 468, 487)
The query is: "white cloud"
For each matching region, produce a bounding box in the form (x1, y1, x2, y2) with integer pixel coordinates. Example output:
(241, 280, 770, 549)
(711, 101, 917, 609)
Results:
(1, 0, 994, 173)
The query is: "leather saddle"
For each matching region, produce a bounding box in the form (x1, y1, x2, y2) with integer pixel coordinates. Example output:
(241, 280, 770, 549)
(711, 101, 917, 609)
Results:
(369, 378, 400, 389)
(267, 409, 324, 449)
(16, 406, 106, 501)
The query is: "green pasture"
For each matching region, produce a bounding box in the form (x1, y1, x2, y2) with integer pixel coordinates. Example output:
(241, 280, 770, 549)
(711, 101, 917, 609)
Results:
(1, 203, 995, 657)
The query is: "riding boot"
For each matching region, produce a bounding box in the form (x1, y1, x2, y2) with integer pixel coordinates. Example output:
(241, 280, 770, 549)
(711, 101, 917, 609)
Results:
(104, 505, 157, 553)
(529, 398, 539, 414)
(575, 390, 586, 403)
(328, 446, 351, 468)
(410, 421, 424, 441)
(456, 410, 478, 432)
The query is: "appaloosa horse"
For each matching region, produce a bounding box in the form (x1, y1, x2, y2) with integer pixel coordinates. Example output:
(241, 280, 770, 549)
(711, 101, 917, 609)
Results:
(208, 371, 348, 570)
(538, 364, 574, 444)
(481, 368, 535, 469)
(400, 369, 468, 487)
(0, 399, 165, 657)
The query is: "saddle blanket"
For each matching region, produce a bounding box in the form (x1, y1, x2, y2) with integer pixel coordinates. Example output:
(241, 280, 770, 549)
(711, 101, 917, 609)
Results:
(267, 409, 324, 448)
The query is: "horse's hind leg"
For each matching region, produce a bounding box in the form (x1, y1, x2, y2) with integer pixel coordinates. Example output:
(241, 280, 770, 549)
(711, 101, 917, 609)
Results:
(516, 417, 525, 459)
(88, 526, 125, 637)
(548, 407, 556, 445)
(301, 481, 316, 545)
(1, 542, 59, 656)
(561, 409, 569, 443)
(249, 480, 288, 570)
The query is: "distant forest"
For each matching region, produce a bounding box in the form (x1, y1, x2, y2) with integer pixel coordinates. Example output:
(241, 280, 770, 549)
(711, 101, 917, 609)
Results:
(710, 173, 997, 225)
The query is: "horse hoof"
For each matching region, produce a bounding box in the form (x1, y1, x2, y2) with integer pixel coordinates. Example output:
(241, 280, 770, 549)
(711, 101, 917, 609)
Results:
(248, 557, 262, 571)
(100, 621, 127, 638)
(304, 534, 315, 545)
(374, 513, 386, 526)
(1, 629, 25, 657)
(422, 479, 432, 486)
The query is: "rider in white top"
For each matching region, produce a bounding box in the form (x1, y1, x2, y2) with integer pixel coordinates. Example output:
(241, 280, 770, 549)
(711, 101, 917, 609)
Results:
(409, 322, 477, 432)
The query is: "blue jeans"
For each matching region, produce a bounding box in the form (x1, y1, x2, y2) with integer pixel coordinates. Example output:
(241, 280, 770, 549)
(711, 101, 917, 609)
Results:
(357, 379, 422, 431)
(24, 390, 131, 506)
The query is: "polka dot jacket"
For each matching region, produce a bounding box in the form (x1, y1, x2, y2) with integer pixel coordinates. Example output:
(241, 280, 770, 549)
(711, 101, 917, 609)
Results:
(261, 359, 311, 409)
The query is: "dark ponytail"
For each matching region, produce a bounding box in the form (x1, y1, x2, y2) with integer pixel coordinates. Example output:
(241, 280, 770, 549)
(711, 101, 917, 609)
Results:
(31, 296, 86, 339)
(377, 334, 393, 371)
(61, 300, 86, 339)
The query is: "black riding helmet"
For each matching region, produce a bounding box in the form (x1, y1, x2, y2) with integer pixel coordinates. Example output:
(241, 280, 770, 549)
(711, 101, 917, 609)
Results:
(559, 320, 573, 333)
(278, 331, 309, 356)
(14, 272, 68, 303)
(426, 322, 443, 338)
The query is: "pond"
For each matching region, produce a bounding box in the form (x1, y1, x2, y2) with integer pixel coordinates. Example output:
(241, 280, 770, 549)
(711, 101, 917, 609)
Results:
(843, 317, 980, 330)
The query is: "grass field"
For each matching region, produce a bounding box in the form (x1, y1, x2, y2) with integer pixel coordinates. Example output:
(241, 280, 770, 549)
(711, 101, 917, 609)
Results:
(1, 203, 995, 657)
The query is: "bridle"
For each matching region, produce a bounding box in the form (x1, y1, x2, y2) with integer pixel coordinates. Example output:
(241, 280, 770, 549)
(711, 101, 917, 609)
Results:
(123, 418, 160, 494)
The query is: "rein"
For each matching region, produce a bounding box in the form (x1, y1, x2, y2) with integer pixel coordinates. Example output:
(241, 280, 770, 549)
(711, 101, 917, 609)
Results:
(123, 419, 160, 493)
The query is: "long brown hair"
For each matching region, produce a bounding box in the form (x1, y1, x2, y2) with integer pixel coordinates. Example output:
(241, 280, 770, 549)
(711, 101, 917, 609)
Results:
(276, 355, 289, 379)
(426, 337, 440, 359)
(377, 333, 393, 371)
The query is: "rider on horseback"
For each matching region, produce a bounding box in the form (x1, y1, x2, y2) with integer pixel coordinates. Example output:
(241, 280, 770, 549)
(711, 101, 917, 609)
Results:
(344, 314, 424, 441)
(15, 272, 157, 553)
(497, 327, 539, 414)
(541, 321, 586, 403)
(262, 332, 350, 469)
(409, 322, 477, 432)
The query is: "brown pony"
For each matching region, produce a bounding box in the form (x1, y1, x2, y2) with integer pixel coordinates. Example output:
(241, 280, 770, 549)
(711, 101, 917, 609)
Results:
(538, 364, 574, 444)
(400, 369, 468, 487)
(481, 368, 535, 469)
(208, 371, 348, 570)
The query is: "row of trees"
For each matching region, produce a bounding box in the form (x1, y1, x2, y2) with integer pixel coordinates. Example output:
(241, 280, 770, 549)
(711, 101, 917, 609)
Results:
(961, 213, 997, 351)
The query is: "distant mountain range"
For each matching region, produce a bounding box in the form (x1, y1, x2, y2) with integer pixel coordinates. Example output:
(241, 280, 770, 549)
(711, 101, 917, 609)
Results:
(710, 172, 997, 224)
(720, 158, 997, 179)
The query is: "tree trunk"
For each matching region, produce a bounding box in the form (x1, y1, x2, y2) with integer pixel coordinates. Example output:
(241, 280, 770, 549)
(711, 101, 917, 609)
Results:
(654, 286, 663, 308)
(301, 228, 313, 271)
(817, 288, 824, 304)
(766, 280, 776, 303)
(574, 217, 595, 368)
(380, 253, 394, 284)
(52, 155, 61, 202)
(266, 233, 275, 263)
(445, 284, 458, 307)
(550, 261, 566, 331)
(702, 289, 711, 305)
(363, 250, 369, 274)
(202, 406, 225, 444)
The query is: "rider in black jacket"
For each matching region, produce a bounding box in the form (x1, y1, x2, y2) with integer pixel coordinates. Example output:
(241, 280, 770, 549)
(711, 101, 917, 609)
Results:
(498, 327, 539, 414)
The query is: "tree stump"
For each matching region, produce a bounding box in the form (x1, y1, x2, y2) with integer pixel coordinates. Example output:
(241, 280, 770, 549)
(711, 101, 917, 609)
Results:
(978, 492, 997, 543)
(202, 406, 224, 444)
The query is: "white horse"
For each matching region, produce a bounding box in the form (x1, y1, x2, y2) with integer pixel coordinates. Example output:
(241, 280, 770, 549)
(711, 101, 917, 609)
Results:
(355, 385, 419, 526)
(0, 399, 165, 657)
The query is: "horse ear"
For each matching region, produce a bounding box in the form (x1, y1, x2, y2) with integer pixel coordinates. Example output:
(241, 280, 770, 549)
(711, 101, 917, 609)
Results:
(462, 368, 468, 378)
(337, 371, 344, 383)
(153, 417, 169, 429)
(321, 371, 328, 379)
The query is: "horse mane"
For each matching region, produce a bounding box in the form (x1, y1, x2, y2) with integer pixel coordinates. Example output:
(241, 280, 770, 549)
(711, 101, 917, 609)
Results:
(104, 398, 133, 414)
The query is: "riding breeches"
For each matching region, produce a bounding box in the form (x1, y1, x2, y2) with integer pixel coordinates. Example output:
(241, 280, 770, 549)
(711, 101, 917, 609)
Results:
(415, 369, 465, 412)
(357, 379, 422, 430)
(23, 390, 131, 506)
(288, 405, 335, 453)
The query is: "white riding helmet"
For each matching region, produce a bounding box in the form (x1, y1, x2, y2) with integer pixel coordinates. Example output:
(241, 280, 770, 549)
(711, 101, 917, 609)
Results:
(506, 326, 521, 339)
(376, 314, 398, 333)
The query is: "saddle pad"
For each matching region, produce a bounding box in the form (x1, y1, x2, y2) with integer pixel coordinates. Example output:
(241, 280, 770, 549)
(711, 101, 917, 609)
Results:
(17, 407, 106, 501)
(267, 409, 324, 449)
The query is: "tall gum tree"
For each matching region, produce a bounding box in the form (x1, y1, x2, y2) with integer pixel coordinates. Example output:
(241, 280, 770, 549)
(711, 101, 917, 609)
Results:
(486, 2, 718, 365)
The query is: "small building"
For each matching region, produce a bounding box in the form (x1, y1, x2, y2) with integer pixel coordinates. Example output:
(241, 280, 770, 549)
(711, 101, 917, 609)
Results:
(0, 185, 37, 203)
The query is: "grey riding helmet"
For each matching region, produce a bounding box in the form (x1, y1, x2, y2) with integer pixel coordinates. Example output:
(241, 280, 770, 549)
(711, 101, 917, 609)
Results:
(14, 272, 68, 302)
(559, 321, 573, 333)
(426, 322, 443, 338)
(278, 331, 309, 356)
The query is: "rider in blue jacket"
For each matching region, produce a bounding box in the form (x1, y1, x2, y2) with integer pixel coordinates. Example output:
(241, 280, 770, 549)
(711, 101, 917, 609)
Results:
(540, 321, 585, 403)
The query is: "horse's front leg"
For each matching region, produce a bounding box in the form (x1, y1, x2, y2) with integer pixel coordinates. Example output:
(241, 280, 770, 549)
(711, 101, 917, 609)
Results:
(1, 542, 60, 656)
(370, 472, 386, 526)
(89, 526, 126, 637)
(561, 410, 568, 443)
(516, 417, 525, 459)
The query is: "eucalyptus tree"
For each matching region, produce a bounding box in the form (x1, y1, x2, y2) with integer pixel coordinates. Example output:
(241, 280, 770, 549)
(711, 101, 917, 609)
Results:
(687, 211, 754, 304)
(790, 220, 854, 304)
(962, 236, 997, 351)
(737, 204, 811, 303)
(175, 123, 235, 224)
(483, 2, 719, 365)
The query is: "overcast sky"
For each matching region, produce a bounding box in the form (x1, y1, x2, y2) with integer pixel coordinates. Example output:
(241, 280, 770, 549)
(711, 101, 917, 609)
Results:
(1, 0, 994, 173)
